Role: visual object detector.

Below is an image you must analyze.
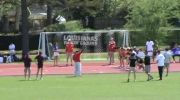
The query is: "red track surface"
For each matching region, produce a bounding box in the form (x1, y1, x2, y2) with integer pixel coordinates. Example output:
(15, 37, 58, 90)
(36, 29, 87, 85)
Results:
(0, 62, 180, 76)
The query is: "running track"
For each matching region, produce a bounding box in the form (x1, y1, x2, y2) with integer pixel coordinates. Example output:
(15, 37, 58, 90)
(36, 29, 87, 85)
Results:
(0, 62, 180, 76)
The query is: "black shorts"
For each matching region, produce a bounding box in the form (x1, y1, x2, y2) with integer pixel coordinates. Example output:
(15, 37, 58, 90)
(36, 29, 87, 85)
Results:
(153, 51, 157, 56)
(25, 66, 30, 68)
(138, 58, 144, 63)
(173, 54, 180, 57)
(24, 64, 31, 68)
(38, 64, 43, 68)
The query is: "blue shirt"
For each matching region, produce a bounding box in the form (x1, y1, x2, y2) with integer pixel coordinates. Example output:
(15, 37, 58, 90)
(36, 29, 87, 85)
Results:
(172, 47, 180, 55)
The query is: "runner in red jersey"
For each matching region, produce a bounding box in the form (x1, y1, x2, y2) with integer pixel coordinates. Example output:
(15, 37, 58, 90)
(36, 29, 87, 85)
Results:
(73, 49, 83, 76)
(107, 37, 116, 65)
(65, 39, 74, 66)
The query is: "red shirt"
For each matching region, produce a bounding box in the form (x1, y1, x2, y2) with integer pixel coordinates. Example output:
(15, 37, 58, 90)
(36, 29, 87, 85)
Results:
(108, 41, 116, 52)
(73, 50, 83, 62)
(66, 42, 74, 53)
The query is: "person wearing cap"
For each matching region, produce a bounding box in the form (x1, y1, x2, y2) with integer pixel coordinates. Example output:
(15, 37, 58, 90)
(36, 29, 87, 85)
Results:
(65, 39, 74, 66)
(107, 37, 116, 65)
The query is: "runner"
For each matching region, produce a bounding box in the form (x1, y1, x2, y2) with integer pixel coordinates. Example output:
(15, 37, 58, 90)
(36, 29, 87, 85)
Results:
(127, 53, 137, 82)
(144, 52, 153, 81)
(35, 52, 44, 80)
(22, 53, 32, 80)
(73, 49, 83, 77)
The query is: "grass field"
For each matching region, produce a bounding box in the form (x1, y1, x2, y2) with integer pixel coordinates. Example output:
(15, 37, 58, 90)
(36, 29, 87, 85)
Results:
(0, 73, 180, 100)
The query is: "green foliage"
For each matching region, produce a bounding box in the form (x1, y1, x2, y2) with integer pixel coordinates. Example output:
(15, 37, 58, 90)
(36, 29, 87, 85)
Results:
(0, 0, 20, 15)
(45, 20, 83, 32)
(63, 0, 103, 19)
(100, 0, 134, 17)
(165, 29, 180, 45)
(125, 0, 180, 41)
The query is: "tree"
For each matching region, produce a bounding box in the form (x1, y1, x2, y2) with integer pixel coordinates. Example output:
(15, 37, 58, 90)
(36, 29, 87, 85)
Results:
(125, 0, 180, 41)
(63, 0, 103, 19)
(21, 0, 29, 54)
(35, 0, 65, 26)
(0, 0, 20, 33)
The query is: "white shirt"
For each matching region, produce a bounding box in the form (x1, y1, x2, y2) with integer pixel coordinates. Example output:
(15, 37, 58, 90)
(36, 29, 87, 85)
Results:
(132, 50, 137, 55)
(156, 53, 165, 66)
(137, 51, 145, 59)
(146, 41, 154, 51)
(9, 44, 15, 50)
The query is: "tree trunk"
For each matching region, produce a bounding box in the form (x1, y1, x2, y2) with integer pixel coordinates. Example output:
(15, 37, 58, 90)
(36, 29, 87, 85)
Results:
(2, 15, 9, 33)
(47, 3, 53, 25)
(21, 0, 29, 55)
(15, 6, 21, 32)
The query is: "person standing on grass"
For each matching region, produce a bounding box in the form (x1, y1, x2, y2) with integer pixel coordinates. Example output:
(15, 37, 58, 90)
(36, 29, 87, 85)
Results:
(22, 53, 32, 80)
(136, 48, 145, 70)
(35, 52, 44, 80)
(127, 53, 137, 82)
(146, 39, 154, 58)
(118, 47, 126, 68)
(163, 48, 172, 77)
(53, 42, 59, 66)
(156, 50, 165, 80)
(65, 39, 74, 66)
(144, 52, 153, 81)
(107, 37, 116, 65)
(73, 49, 83, 77)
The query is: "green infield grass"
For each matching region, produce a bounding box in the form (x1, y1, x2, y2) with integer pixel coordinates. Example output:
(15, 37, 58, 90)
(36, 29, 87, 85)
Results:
(0, 73, 180, 100)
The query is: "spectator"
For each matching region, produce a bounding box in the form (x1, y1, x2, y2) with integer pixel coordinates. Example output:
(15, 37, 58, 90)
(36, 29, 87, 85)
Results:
(172, 45, 180, 63)
(53, 42, 59, 66)
(146, 39, 154, 57)
(156, 50, 165, 80)
(8, 43, 16, 62)
(65, 39, 74, 66)
(163, 48, 173, 76)
(107, 37, 116, 65)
